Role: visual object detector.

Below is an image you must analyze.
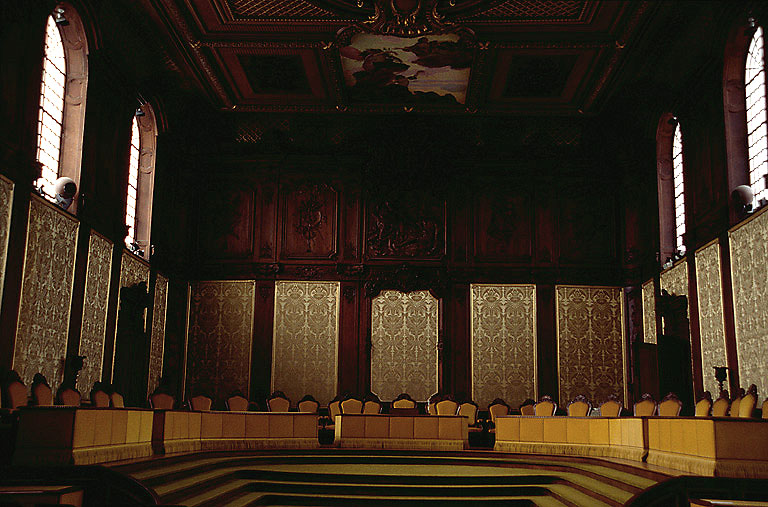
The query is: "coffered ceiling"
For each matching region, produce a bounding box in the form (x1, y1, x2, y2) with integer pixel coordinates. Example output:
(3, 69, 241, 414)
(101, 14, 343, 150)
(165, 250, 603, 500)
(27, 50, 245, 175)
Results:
(142, 0, 655, 114)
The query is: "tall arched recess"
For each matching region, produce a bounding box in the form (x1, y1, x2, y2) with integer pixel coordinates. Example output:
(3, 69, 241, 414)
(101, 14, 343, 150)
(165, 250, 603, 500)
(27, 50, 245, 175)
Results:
(657, 113, 686, 263)
(35, 2, 89, 210)
(723, 18, 768, 218)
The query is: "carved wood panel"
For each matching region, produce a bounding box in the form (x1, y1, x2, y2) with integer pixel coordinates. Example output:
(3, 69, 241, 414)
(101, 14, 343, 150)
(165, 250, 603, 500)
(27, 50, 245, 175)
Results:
(474, 192, 533, 263)
(198, 183, 255, 261)
(280, 182, 338, 260)
(558, 190, 616, 264)
(365, 197, 446, 260)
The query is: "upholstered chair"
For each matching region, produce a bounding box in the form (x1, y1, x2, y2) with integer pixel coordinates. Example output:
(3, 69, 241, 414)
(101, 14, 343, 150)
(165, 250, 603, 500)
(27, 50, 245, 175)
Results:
(340, 397, 363, 414)
(92, 390, 110, 408)
(599, 395, 623, 417)
(328, 400, 342, 420)
(267, 391, 291, 412)
(534, 395, 557, 416)
(729, 393, 743, 417)
(5, 380, 28, 409)
(31, 375, 53, 406)
(298, 395, 320, 413)
(427, 392, 442, 415)
(57, 387, 81, 406)
(488, 399, 510, 424)
(392, 393, 417, 409)
(435, 397, 459, 416)
(190, 395, 212, 411)
(762, 398, 768, 419)
(738, 385, 758, 418)
(457, 401, 479, 426)
(362, 392, 382, 414)
(712, 391, 730, 416)
(566, 395, 592, 417)
(111, 392, 125, 408)
(149, 392, 175, 410)
(694, 392, 712, 416)
(657, 392, 683, 416)
(634, 393, 657, 416)
(226, 395, 249, 411)
(519, 399, 535, 416)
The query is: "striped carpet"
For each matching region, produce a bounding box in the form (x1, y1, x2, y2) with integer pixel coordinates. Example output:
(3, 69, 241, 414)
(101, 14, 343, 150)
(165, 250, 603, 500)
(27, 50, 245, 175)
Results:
(111, 450, 670, 506)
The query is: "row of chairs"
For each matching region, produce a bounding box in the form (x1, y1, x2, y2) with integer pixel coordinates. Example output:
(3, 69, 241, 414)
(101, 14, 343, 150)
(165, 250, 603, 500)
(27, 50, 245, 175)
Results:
(694, 385, 766, 418)
(0, 373, 94, 410)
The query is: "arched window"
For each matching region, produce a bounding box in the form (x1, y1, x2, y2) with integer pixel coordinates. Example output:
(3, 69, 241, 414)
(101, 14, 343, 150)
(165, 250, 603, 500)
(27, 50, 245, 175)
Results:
(745, 26, 768, 206)
(656, 113, 686, 262)
(124, 104, 157, 259)
(34, 3, 88, 207)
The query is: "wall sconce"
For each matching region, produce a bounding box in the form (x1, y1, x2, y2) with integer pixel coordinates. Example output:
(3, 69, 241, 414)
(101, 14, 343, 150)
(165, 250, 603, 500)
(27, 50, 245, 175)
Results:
(54, 7, 69, 26)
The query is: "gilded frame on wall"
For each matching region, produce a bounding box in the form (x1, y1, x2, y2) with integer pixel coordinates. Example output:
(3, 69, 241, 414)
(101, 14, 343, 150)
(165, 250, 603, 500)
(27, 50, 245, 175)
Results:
(555, 285, 628, 406)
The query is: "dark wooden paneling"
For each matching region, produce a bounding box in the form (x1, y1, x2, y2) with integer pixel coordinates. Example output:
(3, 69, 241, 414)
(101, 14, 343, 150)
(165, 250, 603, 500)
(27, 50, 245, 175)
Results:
(474, 191, 533, 263)
(197, 184, 255, 261)
(258, 182, 278, 261)
(251, 281, 275, 407)
(364, 197, 447, 261)
(558, 190, 616, 265)
(449, 283, 470, 400)
(279, 181, 338, 260)
(536, 285, 557, 402)
(338, 281, 359, 398)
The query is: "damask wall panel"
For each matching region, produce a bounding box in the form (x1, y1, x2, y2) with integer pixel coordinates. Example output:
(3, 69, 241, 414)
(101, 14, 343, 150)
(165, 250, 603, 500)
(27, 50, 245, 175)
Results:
(13, 196, 79, 391)
(272, 281, 339, 405)
(77, 232, 113, 395)
(471, 284, 536, 409)
(186, 281, 255, 402)
(729, 210, 768, 398)
(660, 260, 689, 311)
(112, 252, 151, 381)
(556, 285, 626, 406)
(148, 273, 169, 396)
(280, 183, 337, 260)
(371, 290, 439, 401)
(0, 175, 14, 306)
(642, 279, 657, 344)
(694, 242, 728, 396)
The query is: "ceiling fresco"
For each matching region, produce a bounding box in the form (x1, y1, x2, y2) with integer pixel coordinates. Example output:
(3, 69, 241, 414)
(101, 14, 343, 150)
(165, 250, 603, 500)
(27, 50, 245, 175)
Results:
(142, 0, 654, 114)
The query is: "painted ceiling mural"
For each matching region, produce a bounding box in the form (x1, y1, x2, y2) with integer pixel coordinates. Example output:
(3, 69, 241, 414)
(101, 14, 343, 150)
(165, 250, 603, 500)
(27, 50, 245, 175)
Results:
(340, 33, 473, 105)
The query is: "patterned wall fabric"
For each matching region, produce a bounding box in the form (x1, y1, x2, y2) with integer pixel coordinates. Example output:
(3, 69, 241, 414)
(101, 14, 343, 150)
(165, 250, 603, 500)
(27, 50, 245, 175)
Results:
(77, 232, 113, 395)
(470, 284, 536, 409)
(272, 281, 339, 405)
(371, 290, 439, 401)
(111, 251, 151, 381)
(660, 260, 689, 315)
(729, 210, 768, 398)
(13, 196, 79, 391)
(186, 281, 255, 402)
(642, 279, 657, 344)
(556, 286, 626, 406)
(695, 242, 728, 396)
(0, 176, 14, 306)
(148, 273, 168, 396)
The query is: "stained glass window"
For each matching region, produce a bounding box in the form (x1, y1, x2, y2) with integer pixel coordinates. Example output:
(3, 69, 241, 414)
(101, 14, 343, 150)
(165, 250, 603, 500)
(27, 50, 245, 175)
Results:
(672, 123, 686, 254)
